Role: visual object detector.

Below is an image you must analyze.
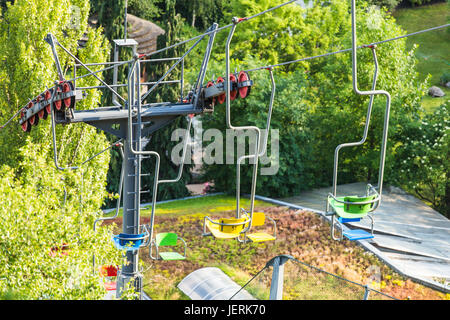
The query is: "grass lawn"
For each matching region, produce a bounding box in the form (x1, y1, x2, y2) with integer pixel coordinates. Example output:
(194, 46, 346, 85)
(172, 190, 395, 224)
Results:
(104, 194, 447, 300)
(105, 193, 274, 217)
(392, 2, 450, 113)
(141, 193, 274, 216)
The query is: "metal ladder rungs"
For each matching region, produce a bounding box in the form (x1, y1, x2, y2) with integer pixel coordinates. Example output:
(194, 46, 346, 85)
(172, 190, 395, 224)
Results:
(127, 173, 152, 177)
(127, 156, 153, 160)
(133, 121, 153, 126)
(127, 190, 151, 195)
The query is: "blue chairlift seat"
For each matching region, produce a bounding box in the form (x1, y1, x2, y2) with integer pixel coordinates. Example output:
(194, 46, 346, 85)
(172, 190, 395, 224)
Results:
(342, 229, 374, 241)
(337, 217, 374, 241)
(112, 233, 147, 251)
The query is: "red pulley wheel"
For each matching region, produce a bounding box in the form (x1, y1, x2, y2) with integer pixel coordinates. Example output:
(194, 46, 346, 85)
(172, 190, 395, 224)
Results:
(206, 81, 215, 105)
(238, 71, 251, 99)
(31, 114, 39, 126)
(36, 95, 46, 120)
(44, 89, 52, 114)
(20, 110, 31, 132)
(27, 101, 39, 126)
(216, 77, 226, 104)
(62, 81, 75, 109)
(53, 85, 63, 111)
(229, 73, 238, 101)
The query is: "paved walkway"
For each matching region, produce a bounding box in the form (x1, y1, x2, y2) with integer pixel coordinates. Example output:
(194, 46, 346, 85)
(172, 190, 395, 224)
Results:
(267, 182, 449, 293)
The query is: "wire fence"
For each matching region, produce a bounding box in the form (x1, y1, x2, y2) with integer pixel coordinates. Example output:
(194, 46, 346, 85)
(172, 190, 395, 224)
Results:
(229, 255, 397, 300)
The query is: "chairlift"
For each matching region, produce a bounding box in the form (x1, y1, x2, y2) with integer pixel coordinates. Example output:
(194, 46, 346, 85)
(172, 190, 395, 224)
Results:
(149, 232, 187, 261)
(326, 1, 391, 241)
(240, 210, 276, 243)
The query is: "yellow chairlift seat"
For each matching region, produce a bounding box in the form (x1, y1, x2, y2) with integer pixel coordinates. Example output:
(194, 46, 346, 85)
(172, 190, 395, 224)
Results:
(244, 212, 276, 243)
(203, 216, 249, 239)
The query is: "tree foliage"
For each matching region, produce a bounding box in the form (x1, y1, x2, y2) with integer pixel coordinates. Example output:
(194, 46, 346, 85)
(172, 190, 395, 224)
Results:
(390, 100, 449, 216)
(201, 57, 315, 197)
(0, 0, 121, 299)
(199, 0, 427, 199)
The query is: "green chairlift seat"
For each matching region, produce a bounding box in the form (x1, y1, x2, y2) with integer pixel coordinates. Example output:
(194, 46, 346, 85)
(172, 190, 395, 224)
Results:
(328, 194, 378, 241)
(150, 232, 187, 261)
(328, 194, 377, 219)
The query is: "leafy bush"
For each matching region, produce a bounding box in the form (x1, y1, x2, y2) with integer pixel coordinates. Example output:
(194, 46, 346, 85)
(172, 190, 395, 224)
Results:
(201, 62, 315, 197)
(200, 0, 426, 198)
(367, 0, 401, 10)
(390, 100, 449, 217)
(0, 0, 122, 299)
(407, 0, 435, 6)
(440, 71, 450, 86)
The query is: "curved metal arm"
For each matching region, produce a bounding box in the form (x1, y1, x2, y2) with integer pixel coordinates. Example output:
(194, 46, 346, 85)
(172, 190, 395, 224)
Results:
(127, 58, 161, 243)
(267, 216, 277, 239)
(332, 46, 378, 198)
(225, 19, 261, 220)
(159, 115, 193, 184)
(93, 145, 125, 232)
(235, 68, 276, 232)
(179, 237, 187, 258)
(329, 1, 392, 212)
(92, 146, 125, 273)
(149, 238, 158, 260)
(50, 85, 123, 172)
(350, 0, 391, 203)
(127, 57, 195, 243)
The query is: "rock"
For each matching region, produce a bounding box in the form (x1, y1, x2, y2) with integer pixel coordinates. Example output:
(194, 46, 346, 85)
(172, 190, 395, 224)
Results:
(428, 86, 445, 97)
(386, 185, 408, 195)
(446, 82, 450, 89)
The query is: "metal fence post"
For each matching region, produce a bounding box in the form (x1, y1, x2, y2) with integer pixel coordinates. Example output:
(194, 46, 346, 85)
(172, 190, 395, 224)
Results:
(363, 285, 371, 300)
(267, 255, 293, 300)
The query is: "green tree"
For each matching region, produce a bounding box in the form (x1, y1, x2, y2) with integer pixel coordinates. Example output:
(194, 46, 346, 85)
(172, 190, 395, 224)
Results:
(390, 101, 449, 217)
(200, 0, 427, 199)
(201, 57, 315, 197)
(92, 0, 203, 205)
(0, 0, 121, 299)
(304, 2, 427, 188)
(175, 0, 225, 30)
(140, 0, 197, 202)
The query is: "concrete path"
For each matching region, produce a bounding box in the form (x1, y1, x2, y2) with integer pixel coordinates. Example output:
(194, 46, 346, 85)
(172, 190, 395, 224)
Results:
(274, 182, 450, 293)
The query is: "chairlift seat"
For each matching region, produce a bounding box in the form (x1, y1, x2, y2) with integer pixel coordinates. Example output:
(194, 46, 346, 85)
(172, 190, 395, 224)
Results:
(342, 229, 374, 241)
(205, 217, 247, 239)
(112, 233, 146, 251)
(158, 251, 186, 261)
(154, 232, 186, 261)
(245, 212, 276, 243)
(328, 195, 376, 219)
(103, 281, 117, 291)
(246, 232, 276, 243)
(99, 265, 118, 292)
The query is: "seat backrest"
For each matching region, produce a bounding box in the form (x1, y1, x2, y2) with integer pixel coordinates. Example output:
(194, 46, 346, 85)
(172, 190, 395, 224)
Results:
(156, 232, 178, 246)
(219, 217, 246, 233)
(251, 212, 266, 227)
(344, 195, 377, 214)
